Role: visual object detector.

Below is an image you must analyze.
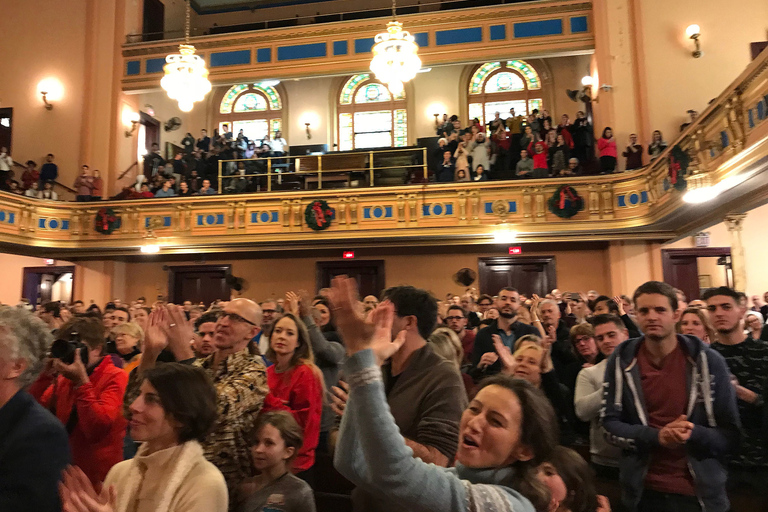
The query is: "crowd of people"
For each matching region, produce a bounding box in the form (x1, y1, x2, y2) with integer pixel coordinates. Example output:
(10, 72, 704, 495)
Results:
(1, 278, 767, 512)
(2, 111, 674, 203)
(114, 126, 290, 199)
(433, 109, 669, 182)
(0, 150, 62, 199)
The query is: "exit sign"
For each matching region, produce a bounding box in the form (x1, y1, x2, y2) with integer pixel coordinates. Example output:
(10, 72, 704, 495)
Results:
(343, 251, 355, 259)
(509, 246, 522, 255)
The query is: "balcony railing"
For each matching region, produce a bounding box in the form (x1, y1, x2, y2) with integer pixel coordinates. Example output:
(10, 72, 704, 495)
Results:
(215, 147, 428, 193)
(3, 49, 768, 256)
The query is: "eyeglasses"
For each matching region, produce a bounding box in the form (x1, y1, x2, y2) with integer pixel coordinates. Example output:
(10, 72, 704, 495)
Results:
(445, 316, 465, 322)
(573, 336, 593, 345)
(221, 311, 258, 326)
(262, 309, 277, 314)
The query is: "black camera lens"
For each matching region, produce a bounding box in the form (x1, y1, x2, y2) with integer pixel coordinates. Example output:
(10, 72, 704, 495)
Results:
(50, 339, 88, 365)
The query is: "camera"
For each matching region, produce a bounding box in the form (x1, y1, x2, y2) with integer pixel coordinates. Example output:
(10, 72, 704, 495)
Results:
(50, 336, 88, 365)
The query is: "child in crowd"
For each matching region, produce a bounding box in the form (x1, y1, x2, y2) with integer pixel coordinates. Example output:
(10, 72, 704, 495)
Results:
(238, 412, 316, 512)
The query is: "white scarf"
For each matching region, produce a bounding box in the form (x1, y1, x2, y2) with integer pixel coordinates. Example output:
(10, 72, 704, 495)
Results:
(116, 440, 203, 512)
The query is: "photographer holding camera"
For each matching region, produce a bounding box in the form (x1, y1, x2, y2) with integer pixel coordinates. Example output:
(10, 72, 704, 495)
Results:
(29, 316, 128, 486)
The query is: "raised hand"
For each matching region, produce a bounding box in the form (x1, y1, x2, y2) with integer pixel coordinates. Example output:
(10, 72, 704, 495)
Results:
(613, 296, 626, 316)
(144, 309, 169, 356)
(285, 291, 301, 316)
(478, 352, 499, 369)
(296, 290, 313, 317)
(165, 304, 195, 360)
(328, 275, 374, 355)
(493, 335, 517, 375)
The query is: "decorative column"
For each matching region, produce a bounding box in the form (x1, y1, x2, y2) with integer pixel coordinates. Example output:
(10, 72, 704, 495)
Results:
(724, 213, 747, 292)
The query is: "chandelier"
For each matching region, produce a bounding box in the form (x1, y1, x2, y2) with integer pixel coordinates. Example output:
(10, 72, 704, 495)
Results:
(369, 0, 421, 95)
(160, 0, 211, 112)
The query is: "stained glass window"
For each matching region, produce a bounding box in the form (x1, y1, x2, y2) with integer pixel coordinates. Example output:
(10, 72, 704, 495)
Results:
(355, 83, 391, 104)
(393, 109, 407, 148)
(340, 74, 371, 104)
(234, 93, 268, 112)
(270, 119, 282, 135)
(469, 62, 502, 94)
(229, 119, 269, 140)
(469, 103, 484, 126)
(220, 84, 249, 114)
(485, 72, 525, 93)
(507, 61, 541, 90)
(468, 60, 541, 95)
(528, 98, 543, 112)
(354, 111, 393, 149)
(254, 84, 282, 110)
(339, 113, 353, 151)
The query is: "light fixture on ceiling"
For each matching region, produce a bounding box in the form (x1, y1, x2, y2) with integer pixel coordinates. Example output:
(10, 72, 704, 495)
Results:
(140, 244, 161, 254)
(493, 226, 518, 244)
(369, 0, 421, 95)
(160, 0, 212, 112)
(685, 24, 702, 58)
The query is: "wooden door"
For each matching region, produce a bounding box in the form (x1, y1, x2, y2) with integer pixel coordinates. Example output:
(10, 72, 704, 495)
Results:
(478, 257, 556, 297)
(661, 247, 731, 300)
(316, 260, 385, 299)
(0, 108, 12, 153)
(168, 265, 231, 305)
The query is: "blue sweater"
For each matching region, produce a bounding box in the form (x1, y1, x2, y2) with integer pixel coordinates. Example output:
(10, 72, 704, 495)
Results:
(600, 334, 740, 512)
(334, 349, 535, 512)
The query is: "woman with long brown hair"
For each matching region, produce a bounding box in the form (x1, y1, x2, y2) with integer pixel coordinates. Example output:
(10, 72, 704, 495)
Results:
(263, 313, 323, 482)
(677, 307, 717, 344)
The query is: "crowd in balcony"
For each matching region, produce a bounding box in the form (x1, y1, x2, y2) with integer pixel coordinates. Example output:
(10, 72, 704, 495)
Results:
(432, 109, 669, 182)
(3, 279, 768, 512)
(0, 114, 672, 202)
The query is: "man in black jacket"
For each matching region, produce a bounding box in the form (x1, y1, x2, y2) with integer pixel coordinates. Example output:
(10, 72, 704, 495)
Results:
(0, 307, 70, 512)
(470, 287, 539, 381)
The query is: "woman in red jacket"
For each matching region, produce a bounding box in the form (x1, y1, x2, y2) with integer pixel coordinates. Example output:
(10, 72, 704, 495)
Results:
(263, 313, 323, 483)
(597, 126, 618, 174)
(29, 316, 128, 486)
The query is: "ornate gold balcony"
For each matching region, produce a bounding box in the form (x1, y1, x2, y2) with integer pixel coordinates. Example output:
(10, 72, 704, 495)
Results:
(3, 48, 767, 258)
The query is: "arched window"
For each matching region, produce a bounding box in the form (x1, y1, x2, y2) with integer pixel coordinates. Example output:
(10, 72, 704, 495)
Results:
(218, 83, 283, 140)
(467, 60, 543, 126)
(338, 73, 407, 151)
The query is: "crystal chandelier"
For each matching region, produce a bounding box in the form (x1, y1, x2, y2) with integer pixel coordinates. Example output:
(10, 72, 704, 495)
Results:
(369, 0, 421, 95)
(160, 0, 211, 112)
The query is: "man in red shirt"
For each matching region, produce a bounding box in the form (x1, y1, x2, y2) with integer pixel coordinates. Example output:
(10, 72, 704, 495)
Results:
(444, 305, 475, 367)
(601, 281, 740, 512)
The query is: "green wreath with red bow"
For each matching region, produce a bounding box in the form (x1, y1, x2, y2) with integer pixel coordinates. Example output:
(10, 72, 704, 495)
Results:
(666, 144, 690, 192)
(305, 199, 334, 231)
(548, 185, 584, 219)
(94, 207, 121, 235)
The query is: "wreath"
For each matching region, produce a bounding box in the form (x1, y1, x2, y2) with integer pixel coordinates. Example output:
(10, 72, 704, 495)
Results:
(666, 144, 690, 192)
(548, 185, 584, 219)
(305, 199, 334, 231)
(94, 207, 121, 235)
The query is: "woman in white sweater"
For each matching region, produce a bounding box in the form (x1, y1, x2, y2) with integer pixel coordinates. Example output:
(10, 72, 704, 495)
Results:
(59, 363, 228, 512)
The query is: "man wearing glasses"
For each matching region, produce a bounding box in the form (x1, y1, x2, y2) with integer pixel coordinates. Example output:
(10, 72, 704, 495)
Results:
(255, 299, 281, 355)
(193, 298, 268, 499)
(445, 305, 475, 366)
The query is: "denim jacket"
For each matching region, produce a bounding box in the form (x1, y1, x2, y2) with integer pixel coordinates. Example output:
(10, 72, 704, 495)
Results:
(600, 335, 740, 512)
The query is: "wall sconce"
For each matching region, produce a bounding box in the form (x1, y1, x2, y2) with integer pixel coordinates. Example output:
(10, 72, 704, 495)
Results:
(41, 91, 54, 110)
(305, 122, 312, 139)
(686, 24, 702, 58)
(124, 112, 140, 137)
(37, 78, 63, 111)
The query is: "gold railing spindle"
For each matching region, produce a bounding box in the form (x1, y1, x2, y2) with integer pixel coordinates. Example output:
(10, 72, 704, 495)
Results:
(318, 155, 323, 190)
(267, 157, 272, 192)
(369, 151, 374, 186)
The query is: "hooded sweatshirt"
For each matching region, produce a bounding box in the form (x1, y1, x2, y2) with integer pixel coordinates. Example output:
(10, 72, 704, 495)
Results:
(600, 334, 740, 512)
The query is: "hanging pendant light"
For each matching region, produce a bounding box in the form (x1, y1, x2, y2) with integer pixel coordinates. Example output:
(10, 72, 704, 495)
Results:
(160, 0, 211, 112)
(369, 0, 421, 95)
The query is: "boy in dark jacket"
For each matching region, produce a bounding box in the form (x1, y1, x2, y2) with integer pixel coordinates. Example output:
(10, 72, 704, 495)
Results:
(601, 281, 740, 512)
